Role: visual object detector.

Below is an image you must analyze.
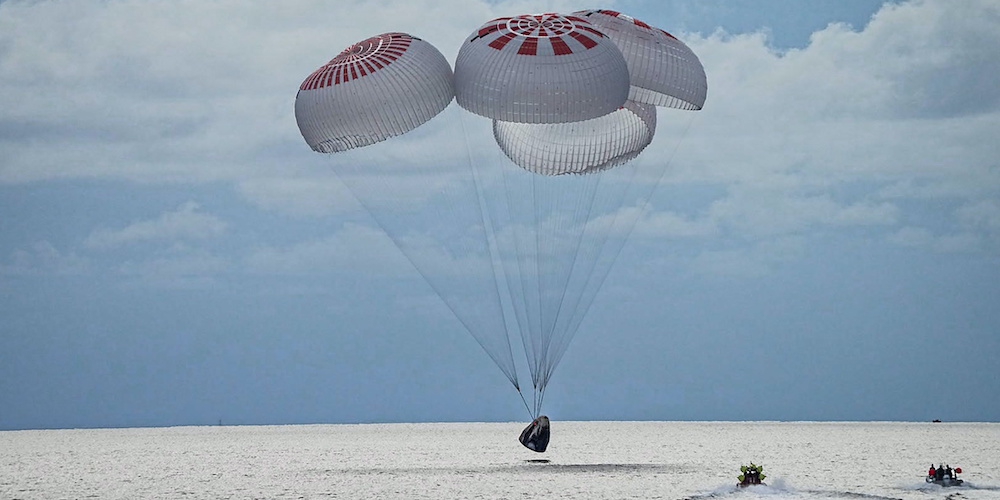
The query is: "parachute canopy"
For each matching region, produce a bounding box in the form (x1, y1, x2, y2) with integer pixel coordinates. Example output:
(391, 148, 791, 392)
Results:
(295, 32, 454, 153)
(454, 13, 630, 123)
(493, 100, 657, 175)
(574, 9, 707, 110)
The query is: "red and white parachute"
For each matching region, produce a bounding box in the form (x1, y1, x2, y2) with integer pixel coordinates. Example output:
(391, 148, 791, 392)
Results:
(294, 32, 454, 153)
(574, 9, 708, 110)
(294, 12, 706, 419)
(454, 13, 630, 124)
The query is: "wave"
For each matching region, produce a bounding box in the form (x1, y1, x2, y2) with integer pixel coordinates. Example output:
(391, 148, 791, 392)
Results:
(685, 480, 903, 500)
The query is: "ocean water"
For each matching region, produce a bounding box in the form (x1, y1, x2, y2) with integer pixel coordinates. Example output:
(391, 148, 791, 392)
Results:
(2, 421, 998, 499)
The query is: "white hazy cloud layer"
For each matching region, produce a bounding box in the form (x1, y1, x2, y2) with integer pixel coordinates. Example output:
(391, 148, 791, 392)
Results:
(84, 202, 227, 250)
(1, 0, 998, 280)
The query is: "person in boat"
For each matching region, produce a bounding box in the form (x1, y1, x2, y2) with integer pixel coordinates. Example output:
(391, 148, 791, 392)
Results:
(929, 464, 936, 478)
(926, 465, 964, 486)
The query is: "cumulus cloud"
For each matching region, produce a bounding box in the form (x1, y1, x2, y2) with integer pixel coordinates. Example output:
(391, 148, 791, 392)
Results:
(628, 0, 999, 262)
(114, 248, 231, 289)
(956, 199, 1000, 233)
(237, 176, 360, 217)
(84, 201, 227, 249)
(887, 226, 933, 248)
(691, 236, 807, 278)
(653, 0, 999, 187)
(243, 223, 409, 276)
(0, 0, 557, 185)
(887, 225, 985, 254)
(0, 241, 90, 276)
(876, 165, 1000, 200)
(632, 209, 718, 239)
(244, 218, 503, 284)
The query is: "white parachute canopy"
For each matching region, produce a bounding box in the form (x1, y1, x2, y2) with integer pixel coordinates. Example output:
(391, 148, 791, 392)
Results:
(574, 9, 708, 110)
(454, 13, 630, 123)
(295, 32, 454, 153)
(294, 16, 707, 419)
(493, 100, 657, 175)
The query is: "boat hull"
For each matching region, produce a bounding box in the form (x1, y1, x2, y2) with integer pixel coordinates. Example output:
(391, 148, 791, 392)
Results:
(926, 477, 963, 487)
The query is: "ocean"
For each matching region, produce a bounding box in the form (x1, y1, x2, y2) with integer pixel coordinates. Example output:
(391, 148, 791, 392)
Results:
(2, 421, 998, 499)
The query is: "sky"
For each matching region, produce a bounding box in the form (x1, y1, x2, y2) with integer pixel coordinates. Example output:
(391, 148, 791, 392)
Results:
(1, 0, 999, 431)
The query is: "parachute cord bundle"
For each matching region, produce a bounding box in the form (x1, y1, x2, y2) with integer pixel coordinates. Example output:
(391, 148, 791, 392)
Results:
(460, 110, 522, 394)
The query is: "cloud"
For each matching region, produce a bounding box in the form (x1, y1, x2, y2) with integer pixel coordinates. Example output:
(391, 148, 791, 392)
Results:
(691, 236, 807, 278)
(114, 247, 231, 289)
(887, 226, 932, 248)
(0, 0, 543, 185)
(887, 226, 984, 254)
(634, 210, 718, 239)
(876, 165, 1000, 200)
(0, 241, 89, 276)
(243, 223, 409, 276)
(854, 0, 1000, 119)
(653, 0, 999, 186)
(932, 233, 982, 254)
(242, 218, 504, 285)
(885, 198, 1000, 254)
(237, 176, 360, 217)
(828, 200, 899, 226)
(236, 112, 475, 218)
(702, 186, 898, 238)
(84, 201, 227, 249)
(956, 199, 1000, 233)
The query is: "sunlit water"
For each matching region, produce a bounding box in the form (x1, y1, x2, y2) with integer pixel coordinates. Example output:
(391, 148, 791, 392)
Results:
(2, 422, 998, 499)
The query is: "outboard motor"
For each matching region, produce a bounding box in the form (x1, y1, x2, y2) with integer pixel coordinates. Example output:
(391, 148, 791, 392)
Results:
(519, 415, 551, 452)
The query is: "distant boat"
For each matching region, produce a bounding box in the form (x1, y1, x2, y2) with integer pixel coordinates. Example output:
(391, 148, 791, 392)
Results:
(932, 419, 942, 423)
(926, 466, 963, 487)
(737, 463, 766, 488)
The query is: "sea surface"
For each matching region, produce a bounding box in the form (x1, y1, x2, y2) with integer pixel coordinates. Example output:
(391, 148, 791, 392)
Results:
(2, 421, 998, 499)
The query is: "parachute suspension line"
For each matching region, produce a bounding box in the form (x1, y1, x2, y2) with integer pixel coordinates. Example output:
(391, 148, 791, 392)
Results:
(534, 384, 543, 415)
(517, 387, 534, 420)
(494, 144, 542, 397)
(523, 179, 544, 394)
(532, 385, 540, 419)
(534, 385, 546, 419)
(533, 171, 568, 393)
(549, 112, 700, 375)
(330, 163, 522, 389)
(541, 168, 611, 392)
(540, 174, 586, 396)
(479, 149, 548, 415)
(499, 166, 541, 391)
(543, 163, 638, 384)
(531, 171, 546, 390)
(459, 111, 521, 393)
